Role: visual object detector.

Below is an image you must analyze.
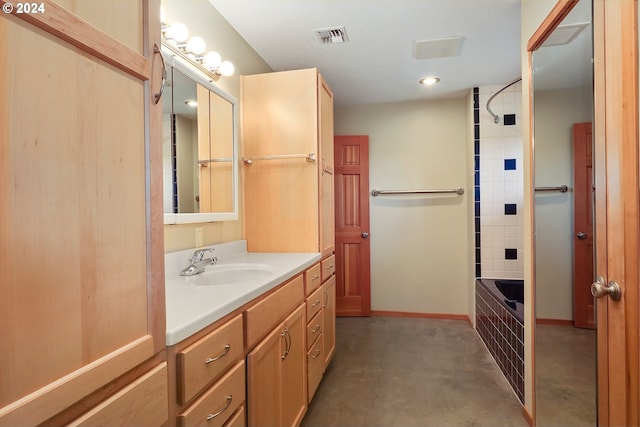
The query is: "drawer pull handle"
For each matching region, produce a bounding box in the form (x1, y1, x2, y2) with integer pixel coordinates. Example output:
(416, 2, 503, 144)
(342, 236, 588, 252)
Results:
(312, 299, 321, 308)
(326, 265, 334, 269)
(204, 344, 230, 365)
(311, 349, 321, 359)
(324, 289, 328, 306)
(312, 274, 320, 281)
(312, 325, 321, 334)
(205, 394, 232, 421)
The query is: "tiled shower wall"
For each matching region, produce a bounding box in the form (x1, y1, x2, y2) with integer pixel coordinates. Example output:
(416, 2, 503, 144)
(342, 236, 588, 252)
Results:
(473, 85, 524, 279)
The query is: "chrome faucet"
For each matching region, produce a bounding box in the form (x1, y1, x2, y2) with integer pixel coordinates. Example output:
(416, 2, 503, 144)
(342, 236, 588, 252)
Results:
(180, 248, 218, 276)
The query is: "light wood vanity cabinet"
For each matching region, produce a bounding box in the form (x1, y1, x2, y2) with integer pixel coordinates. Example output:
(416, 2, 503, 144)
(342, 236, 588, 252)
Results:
(242, 68, 335, 257)
(0, 1, 167, 426)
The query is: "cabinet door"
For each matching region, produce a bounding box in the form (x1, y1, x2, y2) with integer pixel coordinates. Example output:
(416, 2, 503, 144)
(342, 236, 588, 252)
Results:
(246, 303, 307, 427)
(280, 304, 307, 427)
(323, 276, 336, 370)
(319, 73, 335, 257)
(0, 1, 165, 425)
(246, 325, 282, 427)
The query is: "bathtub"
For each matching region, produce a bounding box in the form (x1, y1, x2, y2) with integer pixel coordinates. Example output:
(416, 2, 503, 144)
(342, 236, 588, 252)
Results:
(475, 278, 524, 403)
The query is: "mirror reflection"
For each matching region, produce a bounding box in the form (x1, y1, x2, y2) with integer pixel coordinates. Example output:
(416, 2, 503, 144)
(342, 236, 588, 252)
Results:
(162, 50, 237, 224)
(532, 0, 596, 425)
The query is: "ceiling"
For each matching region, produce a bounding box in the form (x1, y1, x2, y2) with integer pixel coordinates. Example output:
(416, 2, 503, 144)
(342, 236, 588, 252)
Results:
(207, 0, 522, 106)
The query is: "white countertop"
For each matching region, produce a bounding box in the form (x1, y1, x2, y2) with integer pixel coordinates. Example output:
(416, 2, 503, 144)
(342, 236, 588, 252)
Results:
(164, 241, 320, 346)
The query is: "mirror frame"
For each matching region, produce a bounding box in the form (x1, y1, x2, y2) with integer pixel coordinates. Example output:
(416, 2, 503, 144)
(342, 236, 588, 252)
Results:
(161, 43, 239, 224)
(526, 0, 582, 422)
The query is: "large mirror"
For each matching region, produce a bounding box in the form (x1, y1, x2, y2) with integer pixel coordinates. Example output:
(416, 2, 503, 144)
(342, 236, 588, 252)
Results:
(531, 0, 596, 425)
(162, 45, 238, 224)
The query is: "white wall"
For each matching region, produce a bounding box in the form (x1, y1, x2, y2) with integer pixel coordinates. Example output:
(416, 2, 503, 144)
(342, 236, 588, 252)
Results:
(335, 98, 472, 316)
(534, 86, 593, 321)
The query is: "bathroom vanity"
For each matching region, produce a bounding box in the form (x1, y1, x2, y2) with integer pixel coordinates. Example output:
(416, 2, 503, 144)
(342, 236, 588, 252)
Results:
(163, 241, 336, 427)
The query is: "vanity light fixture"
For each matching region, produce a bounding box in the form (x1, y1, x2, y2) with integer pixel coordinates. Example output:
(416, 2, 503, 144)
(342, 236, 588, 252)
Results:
(161, 11, 234, 81)
(184, 100, 198, 107)
(419, 76, 440, 86)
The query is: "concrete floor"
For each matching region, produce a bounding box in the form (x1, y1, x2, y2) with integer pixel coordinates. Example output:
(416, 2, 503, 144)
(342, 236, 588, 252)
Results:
(535, 324, 597, 427)
(301, 316, 529, 427)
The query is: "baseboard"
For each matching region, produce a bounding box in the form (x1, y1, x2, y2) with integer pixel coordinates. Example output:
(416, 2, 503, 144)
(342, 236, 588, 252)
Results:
(536, 318, 573, 326)
(371, 310, 470, 324)
(523, 405, 534, 427)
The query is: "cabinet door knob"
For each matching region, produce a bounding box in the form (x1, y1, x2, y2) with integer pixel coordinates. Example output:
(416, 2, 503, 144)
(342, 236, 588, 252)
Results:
(362, 232, 369, 239)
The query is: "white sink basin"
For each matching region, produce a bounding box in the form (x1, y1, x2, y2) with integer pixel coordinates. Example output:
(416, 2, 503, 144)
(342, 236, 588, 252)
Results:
(185, 263, 275, 286)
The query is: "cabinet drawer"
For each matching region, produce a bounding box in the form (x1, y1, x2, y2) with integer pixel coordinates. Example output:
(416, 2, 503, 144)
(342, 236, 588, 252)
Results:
(306, 285, 323, 322)
(321, 255, 335, 282)
(224, 406, 245, 427)
(178, 361, 245, 427)
(178, 314, 244, 405)
(68, 363, 168, 427)
(306, 311, 322, 350)
(245, 275, 304, 349)
(304, 263, 322, 295)
(307, 337, 323, 402)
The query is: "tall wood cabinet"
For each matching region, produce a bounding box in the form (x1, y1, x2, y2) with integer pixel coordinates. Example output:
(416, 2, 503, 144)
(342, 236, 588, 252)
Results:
(0, 2, 166, 426)
(242, 68, 335, 257)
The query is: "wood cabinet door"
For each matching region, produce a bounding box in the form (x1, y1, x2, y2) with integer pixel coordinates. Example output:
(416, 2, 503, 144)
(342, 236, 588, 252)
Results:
(280, 304, 307, 427)
(246, 304, 307, 427)
(319, 73, 335, 257)
(246, 322, 283, 427)
(322, 276, 336, 370)
(0, 1, 165, 425)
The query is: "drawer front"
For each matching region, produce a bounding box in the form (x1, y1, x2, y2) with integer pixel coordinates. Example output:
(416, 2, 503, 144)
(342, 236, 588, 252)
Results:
(178, 361, 245, 427)
(68, 363, 168, 427)
(306, 285, 323, 322)
(304, 263, 322, 295)
(178, 314, 244, 405)
(321, 255, 335, 282)
(306, 311, 322, 350)
(224, 406, 245, 427)
(307, 337, 323, 402)
(245, 274, 304, 349)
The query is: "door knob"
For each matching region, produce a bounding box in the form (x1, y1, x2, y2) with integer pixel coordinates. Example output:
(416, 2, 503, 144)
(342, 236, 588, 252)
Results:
(362, 232, 369, 239)
(591, 276, 621, 301)
(576, 231, 587, 240)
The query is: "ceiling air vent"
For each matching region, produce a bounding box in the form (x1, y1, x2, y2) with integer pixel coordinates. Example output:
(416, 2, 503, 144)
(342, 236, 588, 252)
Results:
(414, 36, 464, 59)
(314, 26, 349, 44)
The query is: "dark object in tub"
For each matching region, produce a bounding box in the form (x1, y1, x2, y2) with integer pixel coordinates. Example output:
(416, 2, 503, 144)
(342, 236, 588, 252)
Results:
(495, 279, 524, 304)
(504, 299, 518, 310)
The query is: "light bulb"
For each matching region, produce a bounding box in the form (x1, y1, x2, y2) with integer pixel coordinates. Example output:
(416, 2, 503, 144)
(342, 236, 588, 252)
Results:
(186, 36, 206, 55)
(419, 76, 440, 86)
(167, 22, 188, 42)
(203, 51, 222, 70)
(219, 60, 234, 77)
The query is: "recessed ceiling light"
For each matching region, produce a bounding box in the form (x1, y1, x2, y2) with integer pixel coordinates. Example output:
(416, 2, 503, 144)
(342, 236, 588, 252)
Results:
(185, 100, 198, 107)
(419, 76, 440, 86)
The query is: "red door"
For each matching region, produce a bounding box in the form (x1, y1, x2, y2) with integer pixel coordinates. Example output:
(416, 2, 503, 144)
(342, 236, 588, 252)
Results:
(334, 135, 371, 316)
(573, 122, 594, 329)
